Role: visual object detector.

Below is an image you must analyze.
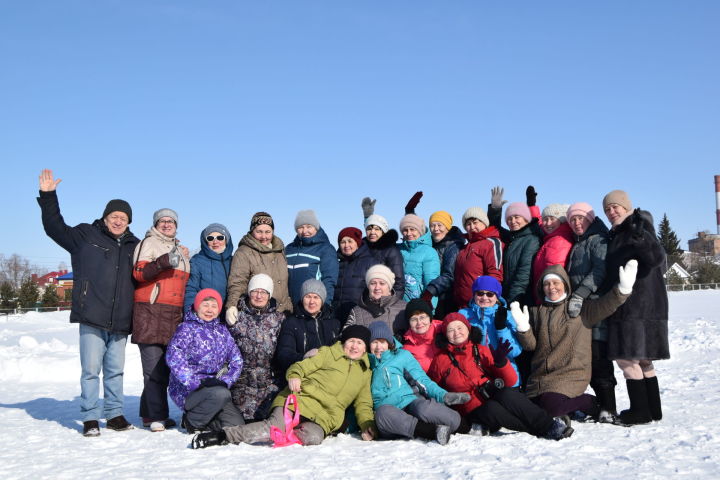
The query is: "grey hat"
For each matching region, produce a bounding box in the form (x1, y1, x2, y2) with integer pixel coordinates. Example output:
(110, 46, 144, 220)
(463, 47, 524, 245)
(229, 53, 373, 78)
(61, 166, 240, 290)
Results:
(153, 208, 178, 226)
(301, 278, 327, 304)
(202, 223, 230, 240)
(369, 320, 394, 344)
(248, 273, 274, 297)
(462, 207, 489, 229)
(294, 210, 320, 230)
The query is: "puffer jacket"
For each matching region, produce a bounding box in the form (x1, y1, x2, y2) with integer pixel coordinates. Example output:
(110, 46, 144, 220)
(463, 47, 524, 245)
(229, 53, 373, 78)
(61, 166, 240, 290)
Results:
(228, 296, 286, 420)
(345, 290, 408, 336)
(272, 342, 375, 435)
(365, 229, 405, 298)
(166, 309, 243, 410)
(334, 242, 377, 322)
(517, 265, 629, 399)
(452, 227, 504, 309)
(37, 190, 139, 334)
(370, 345, 447, 409)
(402, 319, 443, 372)
(426, 227, 465, 318)
(502, 220, 542, 306)
(531, 221, 574, 304)
(275, 303, 341, 374)
(184, 229, 234, 313)
(399, 231, 440, 301)
(227, 234, 291, 314)
(286, 228, 338, 306)
(132, 227, 191, 345)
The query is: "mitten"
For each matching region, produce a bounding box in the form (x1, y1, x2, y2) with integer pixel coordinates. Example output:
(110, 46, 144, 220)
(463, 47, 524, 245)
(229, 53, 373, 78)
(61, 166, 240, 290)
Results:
(444, 392, 471, 406)
(618, 259, 638, 294)
(567, 294, 583, 318)
(361, 197, 376, 218)
(510, 302, 530, 332)
(525, 186, 537, 207)
(200, 377, 227, 389)
(494, 306, 507, 330)
(490, 186, 507, 210)
(420, 290, 434, 310)
(168, 248, 181, 268)
(489, 339, 512, 366)
(225, 306, 239, 326)
(404, 191, 423, 214)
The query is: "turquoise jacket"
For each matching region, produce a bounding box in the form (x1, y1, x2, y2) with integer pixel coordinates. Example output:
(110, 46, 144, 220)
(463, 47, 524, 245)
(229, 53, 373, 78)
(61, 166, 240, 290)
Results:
(399, 231, 440, 302)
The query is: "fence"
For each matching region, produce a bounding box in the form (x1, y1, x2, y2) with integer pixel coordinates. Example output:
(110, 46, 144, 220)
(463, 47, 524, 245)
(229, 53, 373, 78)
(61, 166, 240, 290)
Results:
(0, 306, 72, 316)
(666, 283, 720, 292)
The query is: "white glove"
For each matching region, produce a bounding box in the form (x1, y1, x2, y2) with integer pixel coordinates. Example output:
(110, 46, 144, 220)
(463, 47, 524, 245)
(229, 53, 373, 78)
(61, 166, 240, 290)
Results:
(618, 259, 638, 294)
(510, 302, 530, 332)
(225, 306, 239, 326)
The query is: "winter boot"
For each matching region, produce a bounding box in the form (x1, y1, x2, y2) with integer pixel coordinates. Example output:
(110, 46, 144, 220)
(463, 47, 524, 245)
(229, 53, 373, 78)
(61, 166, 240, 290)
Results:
(413, 420, 437, 441)
(618, 379, 652, 425)
(544, 418, 574, 441)
(106, 415, 134, 431)
(224, 420, 272, 444)
(191, 431, 228, 449)
(83, 420, 100, 437)
(435, 425, 452, 445)
(644, 376, 663, 421)
(592, 384, 618, 416)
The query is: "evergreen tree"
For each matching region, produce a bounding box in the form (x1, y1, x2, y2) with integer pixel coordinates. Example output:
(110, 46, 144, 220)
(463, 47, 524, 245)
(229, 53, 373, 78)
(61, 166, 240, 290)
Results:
(17, 279, 39, 308)
(657, 213, 683, 267)
(0, 282, 16, 308)
(41, 285, 60, 307)
(693, 256, 720, 284)
(64, 288, 73, 304)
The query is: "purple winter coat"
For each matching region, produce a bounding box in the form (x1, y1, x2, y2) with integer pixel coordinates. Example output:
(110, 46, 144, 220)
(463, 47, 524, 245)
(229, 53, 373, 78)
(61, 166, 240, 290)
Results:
(166, 309, 243, 410)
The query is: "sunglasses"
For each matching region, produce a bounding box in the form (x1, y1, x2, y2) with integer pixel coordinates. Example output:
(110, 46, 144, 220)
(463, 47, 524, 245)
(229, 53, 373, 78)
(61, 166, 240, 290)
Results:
(206, 235, 225, 242)
(474, 291, 496, 298)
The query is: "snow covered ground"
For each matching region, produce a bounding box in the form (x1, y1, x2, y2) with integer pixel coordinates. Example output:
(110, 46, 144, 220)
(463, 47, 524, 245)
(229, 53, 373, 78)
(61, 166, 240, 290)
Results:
(1, 290, 719, 480)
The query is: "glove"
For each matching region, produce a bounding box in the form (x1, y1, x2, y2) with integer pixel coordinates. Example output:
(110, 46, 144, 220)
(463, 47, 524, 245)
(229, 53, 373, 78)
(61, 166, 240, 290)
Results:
(618, 259, 638, 294)
(168, 248, 181, 268)
(567, 294, 583, 318)
(404, 191, 423, 214)
(361, 197, 376, 218)
(525, 185, 537, 207)
(490, 186, 507, 210)
(225, 306, 239, 326)
(510, 302, 530, 332)
(444, 392, 471, 406)
(200, 377, 227, 389)
(420, 290, 434, 310)
(494, 306, 507, 330)
(490, 339, 512, 367)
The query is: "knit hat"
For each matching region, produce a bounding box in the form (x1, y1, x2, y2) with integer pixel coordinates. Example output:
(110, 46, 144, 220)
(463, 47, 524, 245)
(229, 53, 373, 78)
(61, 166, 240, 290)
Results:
(369, 321, 394, 344)
(399, 214, 426, 235)
(338, 227, 363, 247)
(153, 208, 178, 226)
(250, 212, 274, 232)
(301, 278, 327, 304)
(102, 199, 132, 224)
(247, 273, 274, 297)
(471, 276, 503, 297)
(541, 203, 570, 223)
(365, 264, 396, 288)
(193, 288, 223, 313)
(202, 223, 230, 242)
(441, 312, 471, 334)
(340, 325, 371, 352)
(405, 298, 432, 321)
(566, 202, 596, 224)
(429, 211, 453, 231)
(461, 207, 489, 229)
(505, 202, 532, 224)
(364, 214, 389, 233)
(294, 210, 320, 230)
(602, 190, 633, 212)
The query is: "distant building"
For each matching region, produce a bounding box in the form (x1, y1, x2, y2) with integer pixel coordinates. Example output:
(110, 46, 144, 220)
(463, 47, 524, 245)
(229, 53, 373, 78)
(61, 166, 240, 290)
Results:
(56, 271, 74, 302)
(688, 232, 720, 256)
(665, 262, 691, 284)
(31, 270, 69, 289)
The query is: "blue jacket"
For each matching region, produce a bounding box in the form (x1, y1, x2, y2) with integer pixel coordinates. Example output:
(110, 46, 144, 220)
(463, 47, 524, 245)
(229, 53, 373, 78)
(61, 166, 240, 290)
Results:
(184, 229, 234, 313)
(369, 345, 447, 410)
(286, 228, 339, 305)
(459, 298, 523, 387)
(399, 231, 440, 302)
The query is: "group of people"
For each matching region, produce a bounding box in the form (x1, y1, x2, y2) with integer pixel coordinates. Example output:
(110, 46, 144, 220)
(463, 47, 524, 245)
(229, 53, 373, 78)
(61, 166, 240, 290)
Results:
(37, 169, 669, 449)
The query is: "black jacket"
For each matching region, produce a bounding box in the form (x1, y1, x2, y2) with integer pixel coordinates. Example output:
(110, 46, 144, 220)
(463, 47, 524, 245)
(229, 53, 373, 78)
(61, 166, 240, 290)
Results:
(334, 242, 377, 323)
(37, 190, 139, 334)
(365, 229, 405, 297)
(275, 303, 341, 373)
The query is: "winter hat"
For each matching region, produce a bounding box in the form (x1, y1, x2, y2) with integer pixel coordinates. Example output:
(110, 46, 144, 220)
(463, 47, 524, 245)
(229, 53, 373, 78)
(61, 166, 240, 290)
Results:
(247, 273, 274, 297)
(249, 212, 274, 232)
(441, 312, 471, 335)
(294, 210, 320, 230)
(364, 214, 389, 233)
(429, 211, 453, 231)
(405, 298, 433, 321)
(153, 208, 178, 226)
(369, 321, 394, 344)
(566, 202, 596, 224)
(202, 223, 230, 241)
(602, 190, 633, 212)
(102, 199, 133, 224)
(399, 214, 426, 235)
(340, 325, 371, 352)
(461, 207, 489, 229)
(365, 264, 396, 288)
(338, 227, 363, 247)
(471, 276, 503, 297)
(542, 203, 570, 223)
(505, 202, 532, 224)
(301, 278, 327, 304)
(193, 288, 223, 313)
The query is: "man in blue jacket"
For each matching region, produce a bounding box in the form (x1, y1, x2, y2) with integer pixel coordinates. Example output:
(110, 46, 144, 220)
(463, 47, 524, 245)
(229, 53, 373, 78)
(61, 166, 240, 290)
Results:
(37, 169, 139, 437)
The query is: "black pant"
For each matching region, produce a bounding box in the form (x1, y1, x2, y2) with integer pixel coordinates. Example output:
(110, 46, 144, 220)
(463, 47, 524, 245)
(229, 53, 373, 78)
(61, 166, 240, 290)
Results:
(139, 343, 170, 421)
(467, 387, 554, 437)
(590, 340, 617, 389)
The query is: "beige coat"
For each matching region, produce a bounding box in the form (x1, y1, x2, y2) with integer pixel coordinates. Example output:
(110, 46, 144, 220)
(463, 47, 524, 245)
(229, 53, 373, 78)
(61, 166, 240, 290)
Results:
(226, 233, 292, 313)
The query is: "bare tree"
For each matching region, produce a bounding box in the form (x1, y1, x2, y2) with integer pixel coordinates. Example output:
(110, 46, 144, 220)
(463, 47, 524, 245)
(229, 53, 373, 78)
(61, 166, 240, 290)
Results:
(0, 254, 37, 290)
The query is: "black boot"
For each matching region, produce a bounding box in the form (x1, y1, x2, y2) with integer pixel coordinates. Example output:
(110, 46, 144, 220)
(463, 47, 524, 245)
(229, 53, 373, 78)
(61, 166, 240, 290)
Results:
(592, 384, 617, 416)
(413, 420, 437, 441)
(644, 377, 662, 421)
(618, 379, 652, 425)
(191, 430, 228, 449)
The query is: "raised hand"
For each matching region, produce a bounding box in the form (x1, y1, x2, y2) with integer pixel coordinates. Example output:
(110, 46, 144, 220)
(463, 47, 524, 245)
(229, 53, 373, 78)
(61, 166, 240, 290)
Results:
(525, 186, 537, 207)
(39, 169, 62, 192)
(490, 186, 507, 210)
(490, 339, 512, 366)
(618, 259, 638, 294)
(404, 191, 423, 214)
(361, 197, 376, 218)
(510, 301, 530, 332)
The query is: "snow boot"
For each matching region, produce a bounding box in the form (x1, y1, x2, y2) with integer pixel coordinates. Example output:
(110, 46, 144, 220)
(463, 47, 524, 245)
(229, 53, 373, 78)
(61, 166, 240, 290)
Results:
(592, 384, 617, 416)
(544, 417, 574, 440)
(618, 379, 652, 425)
(191, 431, 228, 449)
(413, 420, 437, 441)
(645, 376, 663, 421)
(435, 425, 452, 445)
(83, 420, 100, 437)
(106, 415, 134, 431)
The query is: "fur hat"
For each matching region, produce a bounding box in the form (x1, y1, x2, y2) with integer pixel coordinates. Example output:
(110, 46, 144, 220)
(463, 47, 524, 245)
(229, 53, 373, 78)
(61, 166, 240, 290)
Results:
(505, 202, 532, 224)
(340, 325, 371, 352)
(250, 212, 274, 232)
(602, 190, 633, 212)
(300, 279, 327, 304)
(294, 210, 320, 230)
(405, 298, 433, 321)
(338, 227, 363, 248)
(153, 208, 178, 226)
(566, 202, 596, 224)
(193, 288, 223, 313)
(399, 214, 426, 235)
(461, 207, 489, 229)
(471, 276, 502, 297)
(369, 321, 394, 344)
(102, 199, 132, 224)
(429, 211, 453, 231)
(365, 264, 395, 288)
(247, 273, 274, 297)
(541, 203, 570, 223)
(364, 214, 389, 233)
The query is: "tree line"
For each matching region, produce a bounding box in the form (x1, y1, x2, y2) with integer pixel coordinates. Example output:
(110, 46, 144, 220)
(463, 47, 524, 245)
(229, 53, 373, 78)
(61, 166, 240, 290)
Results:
(0, 253, 69, 309)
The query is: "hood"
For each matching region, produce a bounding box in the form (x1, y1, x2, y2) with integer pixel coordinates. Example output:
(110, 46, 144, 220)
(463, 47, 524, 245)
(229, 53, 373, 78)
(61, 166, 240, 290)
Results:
(145, 226, 180, 245)
(240, 232, 285, 253)
(199, 223, 234, 261)
(292, 227, 331, 247)
(366, 229, 399, 250)
(403, 230, 433, 249)
(535, 264, 572, 300)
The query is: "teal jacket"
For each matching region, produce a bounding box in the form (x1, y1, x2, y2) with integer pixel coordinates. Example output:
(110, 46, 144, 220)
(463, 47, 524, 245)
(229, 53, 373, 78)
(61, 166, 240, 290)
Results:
(399, 231, 440, 302)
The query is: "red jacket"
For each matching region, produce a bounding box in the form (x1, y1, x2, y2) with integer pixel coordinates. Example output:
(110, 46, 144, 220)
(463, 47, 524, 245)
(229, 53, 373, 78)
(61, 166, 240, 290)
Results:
(453, 227, 503, 308)
(428, 340, 517, 416)
(532, 222, 574, 304)
(402, 320, 443, 372)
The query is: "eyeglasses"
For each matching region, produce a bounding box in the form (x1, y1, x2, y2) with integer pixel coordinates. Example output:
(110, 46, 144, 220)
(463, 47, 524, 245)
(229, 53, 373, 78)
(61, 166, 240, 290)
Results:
(206, 235, 225, 242)
(409, 314, 430, 323)
(250, 290, 269, 297)
(474, 291, 496, 298)
(157, 219, 175, 225)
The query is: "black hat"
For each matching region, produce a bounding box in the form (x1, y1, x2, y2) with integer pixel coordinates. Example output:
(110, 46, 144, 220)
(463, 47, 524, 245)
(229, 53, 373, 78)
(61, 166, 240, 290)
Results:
(340, 325, 371, 352)
(405, 298, 432, 321)
(102, 199, 132, 224)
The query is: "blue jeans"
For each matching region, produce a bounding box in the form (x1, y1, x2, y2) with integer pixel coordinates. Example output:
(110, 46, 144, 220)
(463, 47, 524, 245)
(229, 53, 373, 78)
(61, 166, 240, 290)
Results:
(79, 324, 128, 421)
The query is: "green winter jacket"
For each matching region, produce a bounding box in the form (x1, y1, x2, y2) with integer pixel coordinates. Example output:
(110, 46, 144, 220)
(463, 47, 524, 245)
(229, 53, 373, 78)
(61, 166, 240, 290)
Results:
(503, 222, 542, 305)
(272, 341, 375, 435)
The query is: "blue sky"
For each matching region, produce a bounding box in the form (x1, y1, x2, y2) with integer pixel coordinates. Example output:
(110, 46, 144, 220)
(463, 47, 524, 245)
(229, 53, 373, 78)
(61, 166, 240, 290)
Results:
(2, 1, 718, 271)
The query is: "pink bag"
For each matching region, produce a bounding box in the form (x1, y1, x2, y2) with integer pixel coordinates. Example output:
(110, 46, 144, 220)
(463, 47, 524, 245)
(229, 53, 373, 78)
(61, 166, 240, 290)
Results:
(269, 394, 303, 447)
